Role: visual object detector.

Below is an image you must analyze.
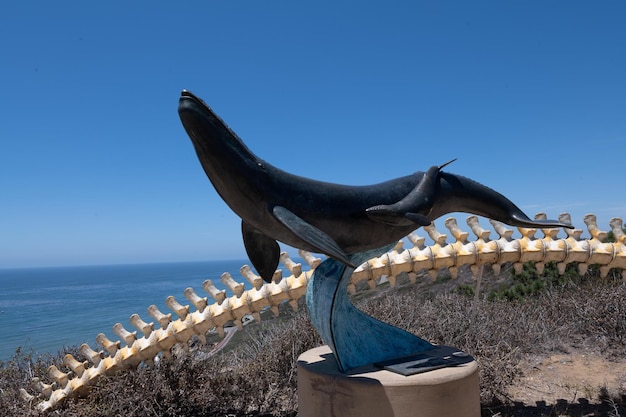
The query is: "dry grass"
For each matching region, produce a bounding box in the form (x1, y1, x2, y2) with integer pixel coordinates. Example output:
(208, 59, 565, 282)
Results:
(2, 267, 626, 416)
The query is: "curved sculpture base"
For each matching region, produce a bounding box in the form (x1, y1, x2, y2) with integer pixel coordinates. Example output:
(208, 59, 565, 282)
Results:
(306, 245, 433, 371)
(297, 345, 480, 417)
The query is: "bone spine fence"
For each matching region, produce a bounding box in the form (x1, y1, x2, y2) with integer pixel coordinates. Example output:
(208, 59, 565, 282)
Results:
(19, 213, 626, 412)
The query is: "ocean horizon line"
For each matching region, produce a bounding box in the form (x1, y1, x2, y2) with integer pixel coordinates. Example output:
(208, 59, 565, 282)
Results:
(0, 257, 253, 272)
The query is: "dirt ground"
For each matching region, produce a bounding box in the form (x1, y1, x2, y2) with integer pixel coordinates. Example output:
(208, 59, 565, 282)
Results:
(510, 353, 626, 402)
(375, 270, 626, 416)
(489, 351, 626, 416)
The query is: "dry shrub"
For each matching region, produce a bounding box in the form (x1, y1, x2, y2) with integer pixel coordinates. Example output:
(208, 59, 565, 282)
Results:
(536, 276, 626, 358)
(59, 312, 320, 417)
(0, 349, 46, 417)
(357, 272, 626, 403)
(0, 348, 74, 417)
(3, 269, 626, 415)
(358, 290, 528, 402)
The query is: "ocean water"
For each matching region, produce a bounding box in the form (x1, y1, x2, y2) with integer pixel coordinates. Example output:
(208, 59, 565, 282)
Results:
(0, 260, 251, 362)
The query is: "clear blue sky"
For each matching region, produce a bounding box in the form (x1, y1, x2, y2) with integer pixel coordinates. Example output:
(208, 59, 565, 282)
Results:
(1, 2, 625, 268)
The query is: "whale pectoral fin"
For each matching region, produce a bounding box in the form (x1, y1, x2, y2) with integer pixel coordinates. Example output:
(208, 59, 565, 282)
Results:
(272, 206, 355, 268)
(242, 221, 280, 283)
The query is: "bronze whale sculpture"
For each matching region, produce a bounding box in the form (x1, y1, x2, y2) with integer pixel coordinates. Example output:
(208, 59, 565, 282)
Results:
(178, 90, 571, 282)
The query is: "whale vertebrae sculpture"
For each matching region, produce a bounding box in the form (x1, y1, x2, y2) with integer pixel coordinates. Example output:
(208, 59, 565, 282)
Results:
(21, 214, 626, 412)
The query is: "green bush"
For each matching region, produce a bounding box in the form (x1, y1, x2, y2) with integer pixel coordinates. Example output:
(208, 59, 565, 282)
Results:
(488, 261, 582, 301)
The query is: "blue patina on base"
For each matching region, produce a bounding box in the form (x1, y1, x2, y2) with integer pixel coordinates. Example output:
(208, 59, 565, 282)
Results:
(306, 244, 434, 372)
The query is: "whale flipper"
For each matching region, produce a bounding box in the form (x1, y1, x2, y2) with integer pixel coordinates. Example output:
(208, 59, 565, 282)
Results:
(366, 159, 457, 226)
(272, 206, 355, 268)
(242, 221, 280, 283)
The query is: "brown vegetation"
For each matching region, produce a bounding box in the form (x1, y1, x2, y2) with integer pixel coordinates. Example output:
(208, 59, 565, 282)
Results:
(2, 266, 625, 416)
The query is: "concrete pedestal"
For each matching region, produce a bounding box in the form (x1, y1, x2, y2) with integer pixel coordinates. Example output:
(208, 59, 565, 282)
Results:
(297, 345, 480, 417)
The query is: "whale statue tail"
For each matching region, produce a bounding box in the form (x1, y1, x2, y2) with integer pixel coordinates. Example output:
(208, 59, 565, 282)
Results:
(430, 171, 573, 230)
(366, 158, 572, 231)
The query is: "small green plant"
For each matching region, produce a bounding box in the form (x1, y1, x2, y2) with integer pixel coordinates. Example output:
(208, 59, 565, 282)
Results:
(488, 261, 582, 301)
(455, 283, 475, 297)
